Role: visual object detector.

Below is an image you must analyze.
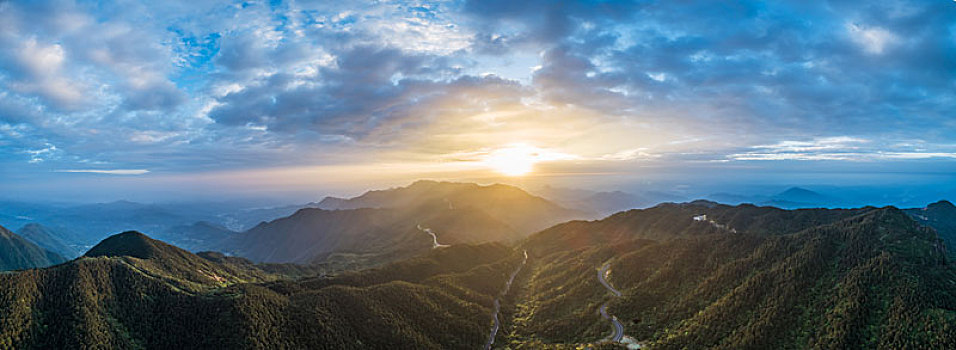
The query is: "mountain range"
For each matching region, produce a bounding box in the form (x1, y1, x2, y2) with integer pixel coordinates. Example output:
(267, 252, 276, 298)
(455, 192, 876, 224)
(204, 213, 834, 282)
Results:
(0, 200, 316, 253)
(704, 186, 843, 209)
(224, 181, 587, 269)
(0, 182, 954, 348)
(512, 202, 953, 348)
(0, 229, 523, 348)
(530, 186, 682, 217)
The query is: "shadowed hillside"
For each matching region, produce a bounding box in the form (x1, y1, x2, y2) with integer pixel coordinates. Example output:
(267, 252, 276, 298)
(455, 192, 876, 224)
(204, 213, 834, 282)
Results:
(16, 223, 81, 259)
(224, 181, 589, 268)
(906, 200, 956, 260)
(0, 224, 65, 271)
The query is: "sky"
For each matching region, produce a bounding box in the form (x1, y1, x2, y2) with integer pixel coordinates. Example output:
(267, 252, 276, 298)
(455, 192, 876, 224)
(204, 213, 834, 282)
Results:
(0, 0, 955, 203)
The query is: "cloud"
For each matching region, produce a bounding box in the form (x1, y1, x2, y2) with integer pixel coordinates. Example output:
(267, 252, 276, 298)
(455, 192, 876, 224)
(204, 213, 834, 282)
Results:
(846, 23, 898, 54)
(26, 143, 59, 163)
(3, 38, 86, 109)
(600, 148, 660, 161)
(727, 136, 956, 161)
(879, 152, 956, 160)
(750, 137, 869, 153)
(56, 169, 150, 175)
(0, 0, 954, 195)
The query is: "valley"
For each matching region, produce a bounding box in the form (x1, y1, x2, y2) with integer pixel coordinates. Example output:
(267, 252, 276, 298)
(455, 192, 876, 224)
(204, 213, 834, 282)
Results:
(485, 250, 527, 350)
(0, 183, 954, 349)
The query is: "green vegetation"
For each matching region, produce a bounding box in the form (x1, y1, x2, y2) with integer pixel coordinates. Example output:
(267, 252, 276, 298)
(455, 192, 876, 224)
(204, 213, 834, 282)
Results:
(503, 203, 956, 349)
(225, 180, 588, 268)
(2, 201, 955, 349)
(0, 231, 525, 349)
(0, 224, 65, 271)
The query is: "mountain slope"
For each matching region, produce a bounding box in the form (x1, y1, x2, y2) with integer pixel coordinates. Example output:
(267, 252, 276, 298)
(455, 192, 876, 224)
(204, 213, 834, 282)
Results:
(905, 200, 956, 260)
(225, 205, 517, 266)
(16, 223, 81, 258)
(83, 231, 279, 289)
(0, 233, 526, 349)
(226, 181, 586, 266)
(0, 224, 66, 271)
(502, 203, 955, 348)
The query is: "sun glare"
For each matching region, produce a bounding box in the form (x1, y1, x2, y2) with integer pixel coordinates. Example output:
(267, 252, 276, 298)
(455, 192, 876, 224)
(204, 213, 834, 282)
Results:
(484, 144, 540, 176)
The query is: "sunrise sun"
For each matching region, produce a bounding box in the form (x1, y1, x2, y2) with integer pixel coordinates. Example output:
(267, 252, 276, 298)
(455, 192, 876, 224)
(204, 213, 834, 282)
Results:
(484, 144, 540, 176)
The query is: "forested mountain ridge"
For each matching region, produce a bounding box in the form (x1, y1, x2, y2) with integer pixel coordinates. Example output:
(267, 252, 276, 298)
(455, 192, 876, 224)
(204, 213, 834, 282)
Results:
(0, 224, 66, 271)
(224, 181, 590, 268)
(522, 200, 872, 256)
(1, 202, 954, 349)
(0, 231, 526, 349)
(502, 203, 955, 349)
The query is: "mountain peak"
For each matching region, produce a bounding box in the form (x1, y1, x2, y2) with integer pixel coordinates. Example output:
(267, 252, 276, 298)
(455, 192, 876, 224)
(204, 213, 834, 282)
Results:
(779, 187, 820, 196)
(85, 231, 166, 259)
(409, 179, 441, 187)
(927, 200, 956, 210)
(771, 187, 832, 206)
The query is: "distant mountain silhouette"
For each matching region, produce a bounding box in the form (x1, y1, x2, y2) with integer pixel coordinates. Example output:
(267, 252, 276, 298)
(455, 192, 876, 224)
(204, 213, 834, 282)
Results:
(156, 221, 236, 252)
(531, 185, 684, 216)
(704, 192, 759, 205)
(0, 200, 279, 251)
(703, 187, 843, 209)
(766, 187, 836, 207)
(0, 224, 66, 271)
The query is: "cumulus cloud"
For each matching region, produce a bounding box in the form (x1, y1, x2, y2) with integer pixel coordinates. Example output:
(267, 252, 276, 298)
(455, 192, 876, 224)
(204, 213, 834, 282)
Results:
(3, 38, 85, 109)
(0, 0, 954, 187)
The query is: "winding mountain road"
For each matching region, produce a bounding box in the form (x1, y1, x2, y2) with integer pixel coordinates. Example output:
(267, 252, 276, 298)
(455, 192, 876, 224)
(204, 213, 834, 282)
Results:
(416, 224, 450, 249)
(598, 262, 624, 342)
(485, 250, 528, 350)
